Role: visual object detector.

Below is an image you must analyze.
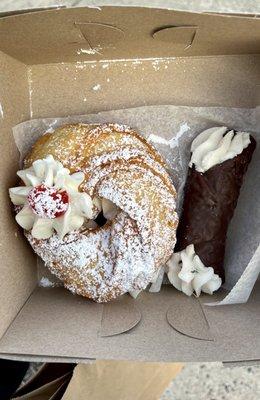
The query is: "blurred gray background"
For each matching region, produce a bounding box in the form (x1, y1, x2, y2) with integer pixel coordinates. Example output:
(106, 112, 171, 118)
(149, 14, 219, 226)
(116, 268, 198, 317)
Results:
(1, 1, 260, 399)
(2, 0, 260, 14)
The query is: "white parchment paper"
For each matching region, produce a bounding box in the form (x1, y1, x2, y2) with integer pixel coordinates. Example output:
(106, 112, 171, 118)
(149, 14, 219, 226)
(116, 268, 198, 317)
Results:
(12, 105, 260, 304)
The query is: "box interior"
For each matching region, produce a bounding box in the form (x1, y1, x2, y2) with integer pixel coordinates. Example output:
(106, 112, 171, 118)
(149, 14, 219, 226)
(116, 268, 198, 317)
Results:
(0, 6, 259, 362)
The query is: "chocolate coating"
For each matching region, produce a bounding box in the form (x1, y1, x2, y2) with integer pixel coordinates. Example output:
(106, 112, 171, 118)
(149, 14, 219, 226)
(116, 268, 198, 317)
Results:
(176, 135, 256, 282)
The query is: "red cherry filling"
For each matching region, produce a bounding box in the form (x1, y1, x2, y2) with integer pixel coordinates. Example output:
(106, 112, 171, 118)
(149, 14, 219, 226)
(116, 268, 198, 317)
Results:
(28, 184, 69, 219)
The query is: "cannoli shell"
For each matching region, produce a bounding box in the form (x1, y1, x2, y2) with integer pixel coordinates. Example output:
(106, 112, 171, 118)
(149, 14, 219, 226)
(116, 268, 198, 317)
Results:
(176, 136, 256, 282)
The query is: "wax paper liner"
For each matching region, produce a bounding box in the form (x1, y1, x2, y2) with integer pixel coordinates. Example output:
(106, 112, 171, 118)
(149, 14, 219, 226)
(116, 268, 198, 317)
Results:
(12, 105, 260, 305)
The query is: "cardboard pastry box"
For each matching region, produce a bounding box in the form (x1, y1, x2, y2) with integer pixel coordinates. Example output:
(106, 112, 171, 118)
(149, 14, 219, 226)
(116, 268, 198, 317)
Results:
(0, 6, 259, 365)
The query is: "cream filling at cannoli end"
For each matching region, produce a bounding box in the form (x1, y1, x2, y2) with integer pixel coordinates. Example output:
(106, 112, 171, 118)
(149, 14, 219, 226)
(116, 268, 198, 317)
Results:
(129, 244, 222, 298)
(166, 244, 222, 297)
(189, 127, 251, 173)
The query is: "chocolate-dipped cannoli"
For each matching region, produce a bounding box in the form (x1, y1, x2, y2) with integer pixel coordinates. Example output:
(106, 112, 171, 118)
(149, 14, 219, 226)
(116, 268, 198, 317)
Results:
(166, 127, 256, 296)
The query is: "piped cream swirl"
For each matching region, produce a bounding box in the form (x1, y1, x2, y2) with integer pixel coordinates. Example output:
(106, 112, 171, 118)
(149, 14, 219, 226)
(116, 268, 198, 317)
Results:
(189, 127, 251, 173)
(166, 244, 222, 297)
(9, 155, 95, 240)
(130, 244, 222, 298)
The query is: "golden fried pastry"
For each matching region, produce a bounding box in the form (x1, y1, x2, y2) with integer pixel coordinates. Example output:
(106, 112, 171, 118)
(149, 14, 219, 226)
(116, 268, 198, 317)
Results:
(10, 123, 178, 302)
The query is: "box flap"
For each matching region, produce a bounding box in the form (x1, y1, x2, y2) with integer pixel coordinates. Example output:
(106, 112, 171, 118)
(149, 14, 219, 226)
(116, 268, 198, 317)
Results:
(28, 54, 259, 120)
(166, 293, 213, 341)
(0, 7, 259, 65)
(0, 283, 259, 363)
(100, 296, 141, 337)
(0, 6, 66, 19)
(153, 26, 197, 50)
(75, 21, 125, 55)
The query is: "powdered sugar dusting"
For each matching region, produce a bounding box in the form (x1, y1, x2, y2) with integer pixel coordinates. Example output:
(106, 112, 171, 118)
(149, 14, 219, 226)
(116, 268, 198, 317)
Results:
(84, 146, 174, 196)
(39, 277, 55, 288)
(27, 211, 157, 302)
(98, 167, 177, 266)
(28, 185, 69, 219)
(23, 123, 178, 302)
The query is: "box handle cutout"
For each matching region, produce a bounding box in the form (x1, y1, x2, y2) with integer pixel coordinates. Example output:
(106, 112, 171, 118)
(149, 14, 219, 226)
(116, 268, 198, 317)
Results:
(100, 295, 141, 337)
(74, 22, 125, 52)
(153, 26, 197, 50)
(166, 292, 214, 341)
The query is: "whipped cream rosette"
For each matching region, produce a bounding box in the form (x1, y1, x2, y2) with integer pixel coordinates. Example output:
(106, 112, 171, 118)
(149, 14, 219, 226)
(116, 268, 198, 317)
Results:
(166, 244, 222, 297)
(9, 155, 95, 239)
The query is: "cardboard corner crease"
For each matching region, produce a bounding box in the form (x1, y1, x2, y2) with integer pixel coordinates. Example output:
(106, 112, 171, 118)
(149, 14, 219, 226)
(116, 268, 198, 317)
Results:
(0, 6, 259, 364)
